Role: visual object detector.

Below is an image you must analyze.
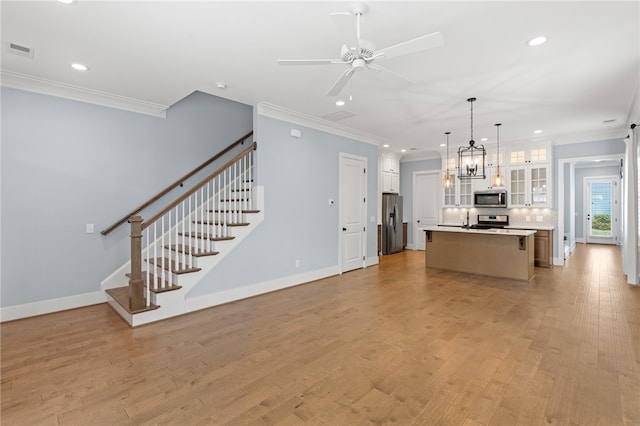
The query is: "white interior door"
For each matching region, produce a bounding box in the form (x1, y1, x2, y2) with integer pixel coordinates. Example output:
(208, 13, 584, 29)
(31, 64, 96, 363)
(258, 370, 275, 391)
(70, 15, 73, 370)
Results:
(585, 177, 619, 245)
(413, 171, 441, 250)
(339, 153, 367, 272)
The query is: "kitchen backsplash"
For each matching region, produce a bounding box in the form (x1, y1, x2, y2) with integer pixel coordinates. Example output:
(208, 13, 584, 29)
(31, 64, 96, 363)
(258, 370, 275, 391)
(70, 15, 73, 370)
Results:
(442, 207, 558, 228)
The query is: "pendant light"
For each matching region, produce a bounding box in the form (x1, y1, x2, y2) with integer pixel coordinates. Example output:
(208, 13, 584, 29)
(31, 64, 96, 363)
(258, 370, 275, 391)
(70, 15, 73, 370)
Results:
(491, 123, 503, 187)
(442, 131, 452, 188)
(457, 97, 486, 179)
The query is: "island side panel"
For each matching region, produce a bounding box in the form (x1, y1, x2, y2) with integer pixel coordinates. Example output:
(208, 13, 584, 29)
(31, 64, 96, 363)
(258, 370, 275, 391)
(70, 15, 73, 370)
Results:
(425, 231, 535, 281)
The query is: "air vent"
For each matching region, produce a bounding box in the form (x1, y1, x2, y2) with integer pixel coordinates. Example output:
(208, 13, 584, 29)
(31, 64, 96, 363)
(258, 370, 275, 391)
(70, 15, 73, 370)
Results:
(321, 110, 357, 122)
(7, 42, 34, 58)
(602, 119, 617, 125)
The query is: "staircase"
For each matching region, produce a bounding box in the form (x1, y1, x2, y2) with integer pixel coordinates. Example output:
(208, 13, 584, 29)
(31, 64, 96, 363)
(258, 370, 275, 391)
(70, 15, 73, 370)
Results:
(101, 140, 263, 327)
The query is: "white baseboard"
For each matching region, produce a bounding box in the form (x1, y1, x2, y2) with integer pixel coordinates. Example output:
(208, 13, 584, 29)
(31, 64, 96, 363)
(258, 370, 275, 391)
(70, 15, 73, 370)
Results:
(366, 255, 379, 267)
(184, 265, 341, 315)
(0, 291, 107, 322)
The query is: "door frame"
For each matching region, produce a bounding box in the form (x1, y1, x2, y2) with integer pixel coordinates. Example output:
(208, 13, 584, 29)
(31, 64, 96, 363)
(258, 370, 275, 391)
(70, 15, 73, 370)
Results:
(412, 170, 442, 250)
(338, 152, 368, 273)
(557, 153, 623, 266)
(584, 175, 619, 245)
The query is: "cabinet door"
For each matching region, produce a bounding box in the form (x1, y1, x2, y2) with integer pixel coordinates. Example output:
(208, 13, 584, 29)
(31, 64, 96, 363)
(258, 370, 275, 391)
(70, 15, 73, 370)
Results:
(382, 171, 399, 193)
(458, 178, 473, 207)
(382, 156, 399, 173)
(530, 166, 548, 206)
(509, 167, 527, 206)
(443, 180, 457, 207)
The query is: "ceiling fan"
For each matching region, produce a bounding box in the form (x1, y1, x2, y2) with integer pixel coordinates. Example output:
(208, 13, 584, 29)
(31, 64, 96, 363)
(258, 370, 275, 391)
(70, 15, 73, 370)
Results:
(277, 2, 444, 97)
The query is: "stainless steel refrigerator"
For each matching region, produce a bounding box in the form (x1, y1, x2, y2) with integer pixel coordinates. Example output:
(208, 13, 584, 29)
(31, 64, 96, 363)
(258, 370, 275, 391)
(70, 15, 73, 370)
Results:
(382, 193, 403, 255)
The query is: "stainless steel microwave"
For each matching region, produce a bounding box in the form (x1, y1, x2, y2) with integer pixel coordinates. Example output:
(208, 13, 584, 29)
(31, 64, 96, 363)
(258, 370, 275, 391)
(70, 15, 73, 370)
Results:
(474, 190, 507, 208)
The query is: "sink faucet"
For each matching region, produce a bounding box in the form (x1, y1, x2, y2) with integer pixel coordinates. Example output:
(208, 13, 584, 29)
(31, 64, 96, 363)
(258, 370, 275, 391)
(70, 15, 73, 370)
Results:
(463, 210, 470, 229)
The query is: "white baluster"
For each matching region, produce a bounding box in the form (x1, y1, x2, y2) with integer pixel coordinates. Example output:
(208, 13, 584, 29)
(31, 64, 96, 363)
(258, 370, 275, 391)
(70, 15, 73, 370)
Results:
(145, 228, 150, 304)
(161, 216, 166, 289)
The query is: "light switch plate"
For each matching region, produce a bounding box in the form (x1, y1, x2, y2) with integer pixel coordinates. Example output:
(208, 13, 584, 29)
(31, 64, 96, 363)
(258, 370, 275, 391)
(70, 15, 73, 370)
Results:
(525, 216, 531, 222)
(536, 215, 544, 222)
(85, 224, 94, 233)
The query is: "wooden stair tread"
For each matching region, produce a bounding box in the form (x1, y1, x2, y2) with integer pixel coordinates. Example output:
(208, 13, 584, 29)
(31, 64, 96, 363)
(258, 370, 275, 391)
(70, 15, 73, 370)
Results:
(177, 232, 235, 241)
(106, 287, 160, 314)
(125, 272, 183, 293)
(210, 209, 260, 213)
(147, 258, 202, 274)
(193, 220, 250, 227)
(165, 244, 219, 257)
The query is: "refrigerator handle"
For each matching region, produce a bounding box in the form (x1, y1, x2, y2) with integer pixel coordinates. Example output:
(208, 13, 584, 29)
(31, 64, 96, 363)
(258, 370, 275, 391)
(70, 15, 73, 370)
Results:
(392, 206, 397, 232)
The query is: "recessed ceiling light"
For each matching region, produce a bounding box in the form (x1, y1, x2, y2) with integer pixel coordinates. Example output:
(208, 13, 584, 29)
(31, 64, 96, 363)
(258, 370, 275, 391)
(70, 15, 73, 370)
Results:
(58, 0, 76, 4)
(534, 129, 543, 134)
(526, 36, 547, 47)
(335, 100, 345, 106)
(383, 144, 389, 148)
(439, 143, 446, 147)
(71, 63, 88, 71)
(216, 82, 227, 89)
(480, 137, 488, 142)
(400, 149, 407, 153)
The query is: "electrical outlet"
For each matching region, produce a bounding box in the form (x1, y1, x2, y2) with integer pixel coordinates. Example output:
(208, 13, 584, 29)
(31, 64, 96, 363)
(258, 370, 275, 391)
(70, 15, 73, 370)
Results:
(536, 215, 544, 222)
(525, 216, 531, 222)
(85, 224, 94, 234)
(295, 259, 300, 268)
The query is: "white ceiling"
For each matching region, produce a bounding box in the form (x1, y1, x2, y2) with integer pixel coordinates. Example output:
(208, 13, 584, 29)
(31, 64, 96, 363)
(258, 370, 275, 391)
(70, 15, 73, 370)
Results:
(2, 1, 639, 159)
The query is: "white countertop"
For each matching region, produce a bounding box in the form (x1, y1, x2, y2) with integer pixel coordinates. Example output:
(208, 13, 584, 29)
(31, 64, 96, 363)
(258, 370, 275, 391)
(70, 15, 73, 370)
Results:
(420, 225, 537, 237)
(506, 225, 555, 231)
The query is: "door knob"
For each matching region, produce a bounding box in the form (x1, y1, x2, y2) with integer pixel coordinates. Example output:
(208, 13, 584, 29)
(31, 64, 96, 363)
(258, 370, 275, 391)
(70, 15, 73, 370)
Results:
(342, 227, 347, 231)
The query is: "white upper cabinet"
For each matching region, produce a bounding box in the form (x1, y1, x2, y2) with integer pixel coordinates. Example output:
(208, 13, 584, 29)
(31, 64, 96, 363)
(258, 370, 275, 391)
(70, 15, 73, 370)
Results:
(381, 155, 400, 173)
(507, 143, 549, 165)
(381, 154, 400, 193)
(507, 163, 551, 207)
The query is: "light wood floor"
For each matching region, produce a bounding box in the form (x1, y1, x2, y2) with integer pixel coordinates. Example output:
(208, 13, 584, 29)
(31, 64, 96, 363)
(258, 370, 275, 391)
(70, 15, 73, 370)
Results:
(2, 244, 639, 425)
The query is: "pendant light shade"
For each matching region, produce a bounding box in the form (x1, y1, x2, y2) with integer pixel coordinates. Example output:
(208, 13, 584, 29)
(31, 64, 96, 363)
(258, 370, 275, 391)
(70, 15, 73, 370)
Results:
(457, 97, 486, 179)
(443, 131, 452, 188)
(491, 123, 503, 187)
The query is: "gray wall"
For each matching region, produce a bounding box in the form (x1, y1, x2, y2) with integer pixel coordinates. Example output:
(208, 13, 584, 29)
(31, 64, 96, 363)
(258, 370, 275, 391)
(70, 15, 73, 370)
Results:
(399, 157, 441, 246)
(188, 115, 379, 296)
(1, 88, 252, 307)
(1, 87, 379, 309)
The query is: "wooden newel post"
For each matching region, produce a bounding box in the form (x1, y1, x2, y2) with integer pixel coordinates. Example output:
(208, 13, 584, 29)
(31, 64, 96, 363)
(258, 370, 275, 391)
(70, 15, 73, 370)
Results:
(129, 215, 145, 311)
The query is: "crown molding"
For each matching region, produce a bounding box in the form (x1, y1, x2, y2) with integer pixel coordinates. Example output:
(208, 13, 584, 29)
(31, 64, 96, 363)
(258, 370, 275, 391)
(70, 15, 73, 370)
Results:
(256, 102, 385, 147)
(551, 128, 627, 146)
(1, 70, 169, 118)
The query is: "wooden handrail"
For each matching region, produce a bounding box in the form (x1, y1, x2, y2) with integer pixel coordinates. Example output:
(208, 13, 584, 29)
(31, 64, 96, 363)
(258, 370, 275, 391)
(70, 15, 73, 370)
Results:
(101, 131, 253, 235)
(142, 142, 257, 231)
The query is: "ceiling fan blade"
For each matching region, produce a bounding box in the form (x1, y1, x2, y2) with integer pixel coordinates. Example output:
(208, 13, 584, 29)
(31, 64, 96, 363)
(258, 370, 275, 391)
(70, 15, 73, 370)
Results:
(375, 32, 444, 60)
(366, 64, 413, 88)
(278, 59, 344, 66)
(326, 68, 354, 97)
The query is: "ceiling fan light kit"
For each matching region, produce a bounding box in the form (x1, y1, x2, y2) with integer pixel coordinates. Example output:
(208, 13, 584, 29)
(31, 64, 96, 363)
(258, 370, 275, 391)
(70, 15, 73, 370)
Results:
(277, 2, 444, 97)
(457, 97, 487, 180)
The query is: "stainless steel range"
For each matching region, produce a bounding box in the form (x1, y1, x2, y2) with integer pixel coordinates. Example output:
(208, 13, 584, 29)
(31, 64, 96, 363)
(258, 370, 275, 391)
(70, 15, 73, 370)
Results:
(470, 214, 509, 229)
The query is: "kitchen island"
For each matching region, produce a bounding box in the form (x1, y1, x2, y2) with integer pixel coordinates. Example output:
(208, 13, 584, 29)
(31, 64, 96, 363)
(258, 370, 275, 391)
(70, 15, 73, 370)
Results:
(420, 226, 537, 281)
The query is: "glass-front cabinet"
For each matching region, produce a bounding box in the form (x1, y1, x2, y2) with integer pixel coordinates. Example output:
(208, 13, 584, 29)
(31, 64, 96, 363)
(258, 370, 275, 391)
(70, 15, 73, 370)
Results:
(507, 164, 550, 207)
(442, 157, 473, 207)
(443, 176, 473, 207)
